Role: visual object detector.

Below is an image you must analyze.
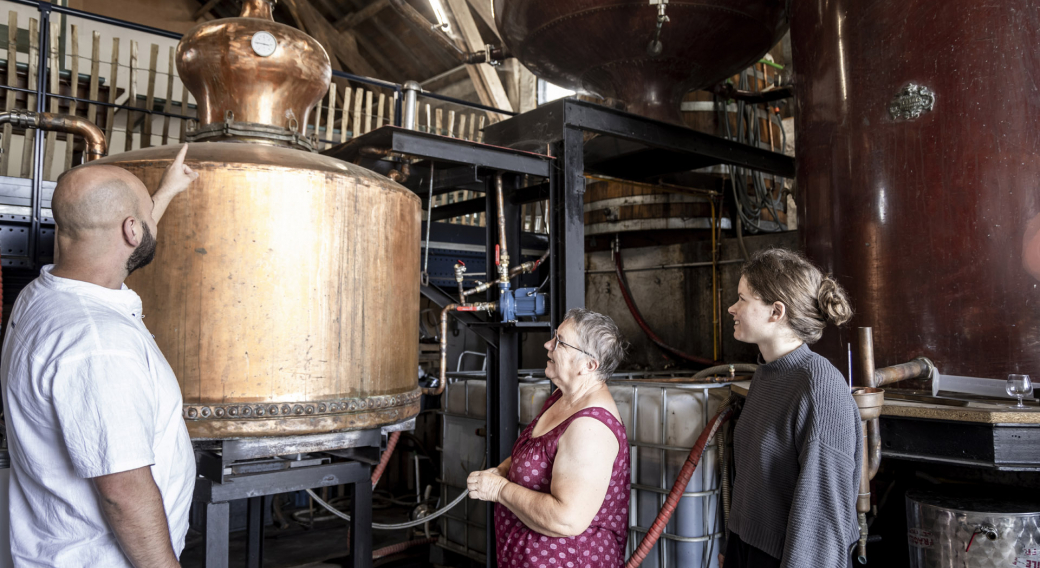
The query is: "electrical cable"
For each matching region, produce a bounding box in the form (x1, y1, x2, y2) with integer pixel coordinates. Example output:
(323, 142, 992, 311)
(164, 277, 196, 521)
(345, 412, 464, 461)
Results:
(305, 486, 469, 530)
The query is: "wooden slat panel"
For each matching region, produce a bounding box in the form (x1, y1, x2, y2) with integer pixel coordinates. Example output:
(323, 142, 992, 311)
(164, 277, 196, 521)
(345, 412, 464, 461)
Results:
(311, 92, 322, 149)
(478, 115, 485, 143)
(363, 90, 372, 134)
(161, 46, 174, 145)
(104, 37, 119, 146)
(376, 92, 384, 129)
(142, 43, 158, 148)
(351, 88, 362, 139)
(2, 11, 17, 176)
(63, 25, 79, 171)
(21, 18, 39, 177)
(124, 40, 138, 152)
(468, 113, 476, 141)
(458, 114, 467, 141)
(425, 104, 431, 134)
(447, 110, 456, 138)
(339, 86, 351, 142)
(87, 31, 100, 124)
(435, 108, 442, 136)
(324, 83, 337, 146)
(42, 20, 60, 179)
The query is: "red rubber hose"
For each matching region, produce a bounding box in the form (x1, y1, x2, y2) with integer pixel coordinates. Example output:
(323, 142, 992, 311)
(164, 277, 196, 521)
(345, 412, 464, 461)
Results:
(614, 251, 718, 366)
(371, 430, 401, 487)
(625, 406, 733, 568)
(372, 536, 438, 559)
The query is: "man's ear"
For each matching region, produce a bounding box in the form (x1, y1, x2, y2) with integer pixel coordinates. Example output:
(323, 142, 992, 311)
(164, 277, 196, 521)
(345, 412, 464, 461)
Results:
(122, 217, 141, 248)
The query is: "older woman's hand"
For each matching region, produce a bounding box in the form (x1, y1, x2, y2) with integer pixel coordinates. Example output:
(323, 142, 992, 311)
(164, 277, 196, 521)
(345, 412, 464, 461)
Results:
(467, 468, 509, 502)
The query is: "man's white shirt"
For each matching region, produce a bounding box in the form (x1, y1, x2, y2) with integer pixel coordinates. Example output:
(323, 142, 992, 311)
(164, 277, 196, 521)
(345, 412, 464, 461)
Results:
(0, 265, 194, 566)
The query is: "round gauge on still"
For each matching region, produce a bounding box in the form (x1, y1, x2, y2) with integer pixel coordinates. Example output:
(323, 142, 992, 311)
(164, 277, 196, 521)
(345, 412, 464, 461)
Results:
(251, 31, 277, 57)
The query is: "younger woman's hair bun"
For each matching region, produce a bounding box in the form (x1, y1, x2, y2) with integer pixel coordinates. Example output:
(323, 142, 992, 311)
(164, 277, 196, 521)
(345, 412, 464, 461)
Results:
(817, 275, 853, 326)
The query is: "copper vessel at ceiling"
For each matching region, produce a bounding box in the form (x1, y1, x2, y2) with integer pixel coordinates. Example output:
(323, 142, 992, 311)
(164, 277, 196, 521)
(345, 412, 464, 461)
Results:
(493, 0, 788, 124)
(792, 0, 1040, 380)
(176, 0, 330, 147)
(91, 0, 421, 439)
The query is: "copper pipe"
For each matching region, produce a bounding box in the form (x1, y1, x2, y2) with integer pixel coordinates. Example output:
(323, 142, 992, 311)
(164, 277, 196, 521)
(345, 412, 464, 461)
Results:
(875, 357, 934, 387)
(857, 327, 876, 388)
(495, 173, 509, 283)
(852, 387, 883, 565)
(0, 110, 107, 161)
(428, 302, 496, 396)
(867, 417, 881, 479)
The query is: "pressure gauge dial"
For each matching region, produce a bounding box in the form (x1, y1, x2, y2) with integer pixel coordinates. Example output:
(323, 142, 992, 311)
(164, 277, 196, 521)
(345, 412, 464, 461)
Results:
(250, 31, 277, 57)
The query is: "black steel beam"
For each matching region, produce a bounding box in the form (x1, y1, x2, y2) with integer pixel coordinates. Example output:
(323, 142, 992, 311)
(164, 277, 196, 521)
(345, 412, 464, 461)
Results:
(550, 126, 586, 326)
(193, 461, 369, 503)
(429, 196, 484, 222)
(484, 174, 521, 568)
(483, 98, 795, 178)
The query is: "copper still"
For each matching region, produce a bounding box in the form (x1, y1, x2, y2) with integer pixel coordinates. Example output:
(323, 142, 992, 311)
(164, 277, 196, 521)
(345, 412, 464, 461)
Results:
(791, 0, 1040, 380)
(493, 0, 788, 124)
(91, 0, 421, 439)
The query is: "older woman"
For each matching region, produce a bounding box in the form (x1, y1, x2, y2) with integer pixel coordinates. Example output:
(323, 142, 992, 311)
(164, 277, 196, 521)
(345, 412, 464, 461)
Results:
(467, 308, 630, 568)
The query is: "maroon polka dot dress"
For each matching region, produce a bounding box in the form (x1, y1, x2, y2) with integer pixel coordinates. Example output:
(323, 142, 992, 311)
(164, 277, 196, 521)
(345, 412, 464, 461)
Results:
(495, 389, 631, 568)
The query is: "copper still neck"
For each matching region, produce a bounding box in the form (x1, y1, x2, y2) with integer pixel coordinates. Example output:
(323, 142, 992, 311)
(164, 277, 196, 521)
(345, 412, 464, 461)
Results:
(176, 0, 330, 149)
(240, 0, 275, 20)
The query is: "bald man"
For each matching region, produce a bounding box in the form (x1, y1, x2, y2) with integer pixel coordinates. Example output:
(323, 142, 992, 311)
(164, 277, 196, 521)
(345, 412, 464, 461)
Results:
(0, 145, 198, 567)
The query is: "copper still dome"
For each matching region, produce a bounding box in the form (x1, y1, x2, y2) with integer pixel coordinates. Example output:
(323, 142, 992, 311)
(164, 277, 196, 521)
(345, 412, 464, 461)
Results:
(493, 0, 789, 123)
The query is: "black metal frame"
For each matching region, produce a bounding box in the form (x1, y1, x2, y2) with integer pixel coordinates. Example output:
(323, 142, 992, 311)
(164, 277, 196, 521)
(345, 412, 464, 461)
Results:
(190, 427, 393, 568)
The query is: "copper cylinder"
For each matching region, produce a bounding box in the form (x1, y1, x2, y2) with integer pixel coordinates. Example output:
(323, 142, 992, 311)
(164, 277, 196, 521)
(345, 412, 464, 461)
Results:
(92, 144, 420, 439)
(792, 0, 1040, 380)
(493, 0, 788, 123)
(87, 0, 420, 439)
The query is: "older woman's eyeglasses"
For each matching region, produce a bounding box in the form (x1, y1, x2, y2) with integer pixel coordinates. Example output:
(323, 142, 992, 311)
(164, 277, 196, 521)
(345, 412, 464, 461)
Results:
(550, 328, 595, 359)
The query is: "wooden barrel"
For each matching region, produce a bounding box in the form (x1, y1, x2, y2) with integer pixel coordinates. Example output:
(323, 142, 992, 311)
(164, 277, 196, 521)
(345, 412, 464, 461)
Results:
(583, 179, 727, 236)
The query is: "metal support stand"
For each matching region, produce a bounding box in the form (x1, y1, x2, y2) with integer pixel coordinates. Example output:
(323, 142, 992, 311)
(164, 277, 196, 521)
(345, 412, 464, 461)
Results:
(193, 460, 372, 568)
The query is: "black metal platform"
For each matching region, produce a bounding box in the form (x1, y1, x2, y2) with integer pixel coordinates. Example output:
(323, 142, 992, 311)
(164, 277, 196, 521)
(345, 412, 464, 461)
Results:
(880, 416, 1040, 471)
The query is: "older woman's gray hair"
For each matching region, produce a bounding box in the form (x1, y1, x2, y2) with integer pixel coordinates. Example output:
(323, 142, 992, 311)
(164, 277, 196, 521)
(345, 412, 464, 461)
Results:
(564, 308, 628, 380)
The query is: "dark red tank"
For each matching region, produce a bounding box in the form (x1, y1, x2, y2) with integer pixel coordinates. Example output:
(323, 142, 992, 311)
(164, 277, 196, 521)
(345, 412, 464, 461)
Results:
(791, 0, 1040, 379)
(493, 0, 788, 124)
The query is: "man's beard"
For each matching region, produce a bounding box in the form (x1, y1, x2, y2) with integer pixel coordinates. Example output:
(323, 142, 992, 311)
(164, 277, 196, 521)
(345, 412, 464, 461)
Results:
(126, 222, 156, 275)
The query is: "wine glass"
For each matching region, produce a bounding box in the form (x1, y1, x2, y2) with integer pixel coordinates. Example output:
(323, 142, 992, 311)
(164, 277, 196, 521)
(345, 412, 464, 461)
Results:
(1006, 374, 1033, 408)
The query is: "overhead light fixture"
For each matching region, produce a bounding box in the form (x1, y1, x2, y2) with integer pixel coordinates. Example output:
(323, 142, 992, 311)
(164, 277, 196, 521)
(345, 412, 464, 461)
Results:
(427, 0, 451, 33)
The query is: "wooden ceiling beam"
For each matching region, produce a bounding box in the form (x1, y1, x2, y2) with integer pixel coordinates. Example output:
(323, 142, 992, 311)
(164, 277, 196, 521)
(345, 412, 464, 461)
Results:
(342, 0, 442, 80)
(192, 0, 223, 21)
(443, 0, 512, 117)
(353, 32, 408, 83)
(335, 0, 390, 32)
(465, 0, 500, 40)
(282, 0, 382, 79)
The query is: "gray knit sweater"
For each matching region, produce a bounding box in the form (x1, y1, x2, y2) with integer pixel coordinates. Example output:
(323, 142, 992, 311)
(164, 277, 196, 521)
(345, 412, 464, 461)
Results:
(728, 343, 862, 568)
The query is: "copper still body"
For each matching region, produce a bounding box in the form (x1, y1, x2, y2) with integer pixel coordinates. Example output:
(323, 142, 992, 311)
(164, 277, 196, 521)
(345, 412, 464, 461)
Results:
(92, 0, 421, 439)
(493, 0, 788, 124)
(791, 0, 1040, 380)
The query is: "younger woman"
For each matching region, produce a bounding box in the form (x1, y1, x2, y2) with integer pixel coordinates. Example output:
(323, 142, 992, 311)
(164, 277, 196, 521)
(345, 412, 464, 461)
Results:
(724, 248, 860, 568)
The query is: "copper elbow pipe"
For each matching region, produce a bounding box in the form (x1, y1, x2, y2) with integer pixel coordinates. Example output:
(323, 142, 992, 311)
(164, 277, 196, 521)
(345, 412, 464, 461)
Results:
(0, 110, 107, 161)
(426, 302, 496, 396)
(857, 327, 876, 388)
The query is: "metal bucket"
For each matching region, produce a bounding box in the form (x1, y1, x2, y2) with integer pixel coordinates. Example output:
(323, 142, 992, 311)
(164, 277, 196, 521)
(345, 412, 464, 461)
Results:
(906, 490, 1040, 568)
